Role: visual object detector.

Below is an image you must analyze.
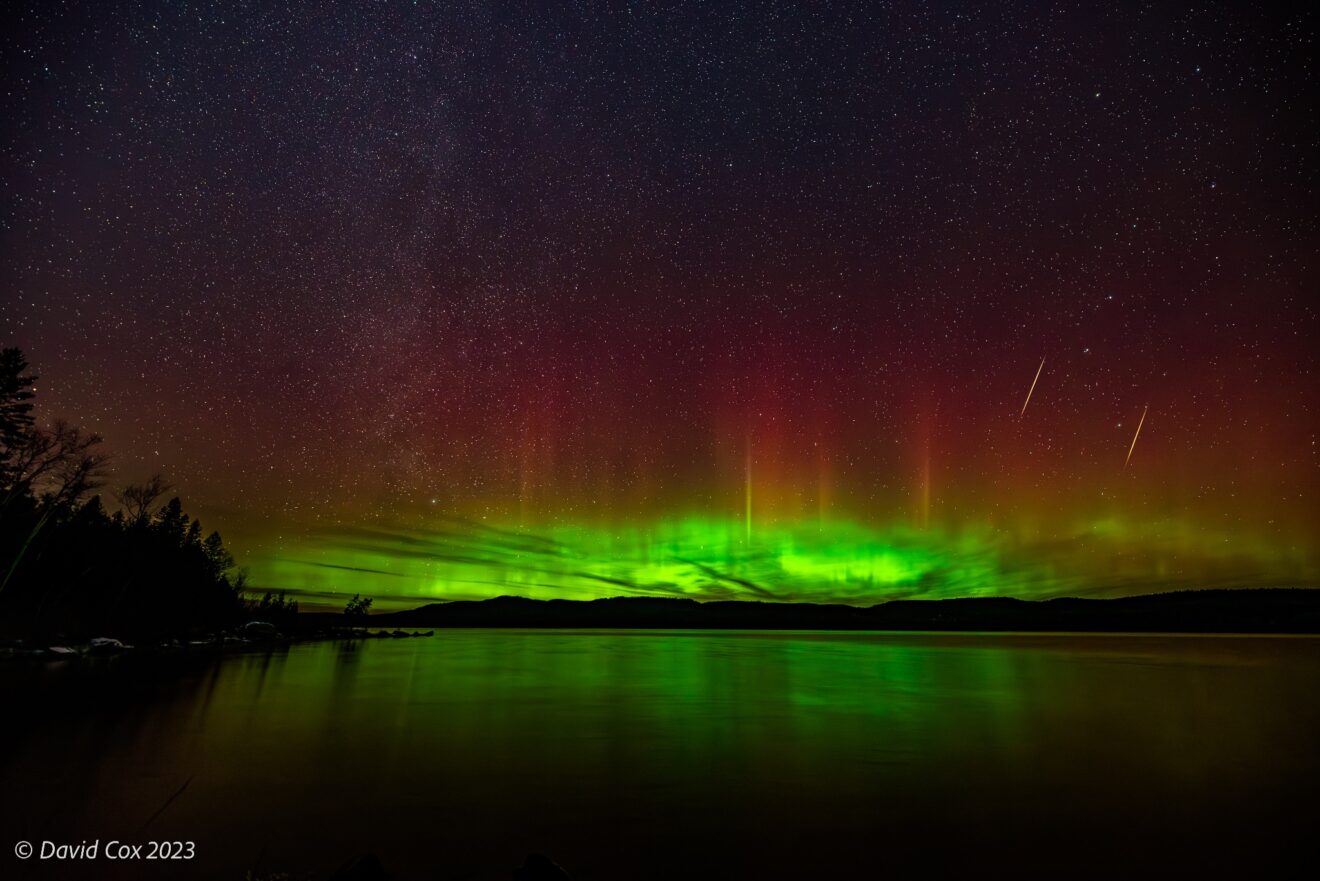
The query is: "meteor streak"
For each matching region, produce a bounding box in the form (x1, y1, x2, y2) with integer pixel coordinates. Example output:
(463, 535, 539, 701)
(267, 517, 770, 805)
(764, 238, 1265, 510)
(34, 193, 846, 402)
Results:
(1020, 357, 1045, 417)
(1124, 405, 1148, 469)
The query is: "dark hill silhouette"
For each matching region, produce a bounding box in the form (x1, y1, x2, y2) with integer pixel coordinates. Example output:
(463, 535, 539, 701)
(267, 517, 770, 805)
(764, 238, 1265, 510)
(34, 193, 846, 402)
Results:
(367, 588, 1320, 633)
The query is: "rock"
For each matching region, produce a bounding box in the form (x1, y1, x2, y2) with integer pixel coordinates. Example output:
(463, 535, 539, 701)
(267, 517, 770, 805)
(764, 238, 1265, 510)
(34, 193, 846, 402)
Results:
(513, 853, 573, 880)
(330, 852, 389, 881)
(391, 630, 409, 638)
(48, 646, 79, 656)
(89, 637, 129, 653)
(240, 621, 278, 639)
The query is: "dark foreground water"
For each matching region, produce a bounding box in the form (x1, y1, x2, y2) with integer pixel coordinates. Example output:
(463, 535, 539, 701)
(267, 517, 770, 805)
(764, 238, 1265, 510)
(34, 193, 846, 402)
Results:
(2, 631, 1317, 880)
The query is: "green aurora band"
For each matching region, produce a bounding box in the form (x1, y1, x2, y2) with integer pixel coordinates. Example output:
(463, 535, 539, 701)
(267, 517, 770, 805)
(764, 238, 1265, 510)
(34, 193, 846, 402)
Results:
(247, 515, 1316, 610)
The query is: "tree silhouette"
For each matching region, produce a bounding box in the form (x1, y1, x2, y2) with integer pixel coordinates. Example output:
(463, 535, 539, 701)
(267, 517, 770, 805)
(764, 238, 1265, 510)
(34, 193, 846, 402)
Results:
(0, 346, 248, 640)
(0, 347, 36, 475)
(344, 594, 374, 625)
(1, 348, 39, 504)
(116, 475, 172, 524)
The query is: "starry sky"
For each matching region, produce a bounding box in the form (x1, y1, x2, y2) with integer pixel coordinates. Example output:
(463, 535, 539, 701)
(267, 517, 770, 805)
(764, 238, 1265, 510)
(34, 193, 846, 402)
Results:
(3, 2, 1316, 607)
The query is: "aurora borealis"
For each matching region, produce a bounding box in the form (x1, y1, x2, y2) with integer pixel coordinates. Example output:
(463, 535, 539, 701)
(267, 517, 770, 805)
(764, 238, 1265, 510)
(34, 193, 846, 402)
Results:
(2, 2, 1316, 608)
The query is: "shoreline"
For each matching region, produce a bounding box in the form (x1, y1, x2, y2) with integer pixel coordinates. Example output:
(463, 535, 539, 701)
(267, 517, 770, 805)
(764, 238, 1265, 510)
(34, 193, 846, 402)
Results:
(4, 589, 1318, 654)
(363, 588, 1320, 634)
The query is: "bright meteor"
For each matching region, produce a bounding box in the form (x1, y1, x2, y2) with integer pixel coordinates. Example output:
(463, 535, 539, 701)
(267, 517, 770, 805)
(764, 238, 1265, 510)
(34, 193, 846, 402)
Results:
(1124, 405, 1148, 469)
(1020, 357, 1045, 417)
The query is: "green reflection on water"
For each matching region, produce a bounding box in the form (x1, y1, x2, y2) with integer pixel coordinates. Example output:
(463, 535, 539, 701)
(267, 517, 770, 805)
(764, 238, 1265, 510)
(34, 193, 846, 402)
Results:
(2, 632, 1317, 879)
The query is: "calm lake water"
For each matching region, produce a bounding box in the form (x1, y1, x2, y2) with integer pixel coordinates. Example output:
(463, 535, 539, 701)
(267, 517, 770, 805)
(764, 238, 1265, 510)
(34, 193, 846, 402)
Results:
(2, 631, 1317, 879)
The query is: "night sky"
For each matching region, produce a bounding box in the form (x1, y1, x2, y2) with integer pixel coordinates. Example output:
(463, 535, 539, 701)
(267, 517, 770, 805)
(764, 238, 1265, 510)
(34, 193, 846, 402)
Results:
(3, 2, 1316, 606)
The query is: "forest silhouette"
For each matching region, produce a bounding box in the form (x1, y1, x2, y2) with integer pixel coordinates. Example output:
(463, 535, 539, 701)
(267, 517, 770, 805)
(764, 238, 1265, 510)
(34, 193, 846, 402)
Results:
(0, 347, 253, 641)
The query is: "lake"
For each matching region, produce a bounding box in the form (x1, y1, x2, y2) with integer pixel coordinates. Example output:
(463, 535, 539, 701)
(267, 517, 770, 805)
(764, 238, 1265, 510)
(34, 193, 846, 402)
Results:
(2, 631, 1317, 879)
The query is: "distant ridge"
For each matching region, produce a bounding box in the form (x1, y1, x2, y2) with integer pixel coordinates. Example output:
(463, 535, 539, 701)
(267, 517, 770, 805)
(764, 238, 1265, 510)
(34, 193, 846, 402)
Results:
(367, 588, 1320, 633)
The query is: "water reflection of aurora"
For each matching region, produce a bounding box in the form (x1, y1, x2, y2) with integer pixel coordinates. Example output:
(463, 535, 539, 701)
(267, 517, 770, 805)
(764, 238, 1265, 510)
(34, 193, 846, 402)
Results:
(248, 515, 1316, 609)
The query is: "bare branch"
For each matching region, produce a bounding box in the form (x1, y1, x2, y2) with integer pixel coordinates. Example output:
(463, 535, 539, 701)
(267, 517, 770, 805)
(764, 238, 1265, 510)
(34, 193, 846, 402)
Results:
(115, 474, 173, 523)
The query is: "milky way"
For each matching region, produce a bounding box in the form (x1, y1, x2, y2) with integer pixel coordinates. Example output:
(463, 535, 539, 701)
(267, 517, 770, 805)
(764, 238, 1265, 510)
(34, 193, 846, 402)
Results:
(3, 2, 1316, 606)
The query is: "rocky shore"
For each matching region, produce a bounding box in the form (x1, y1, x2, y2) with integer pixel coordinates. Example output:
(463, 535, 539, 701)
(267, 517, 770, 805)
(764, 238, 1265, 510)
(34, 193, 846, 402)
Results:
(0, 622, 436, 661)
